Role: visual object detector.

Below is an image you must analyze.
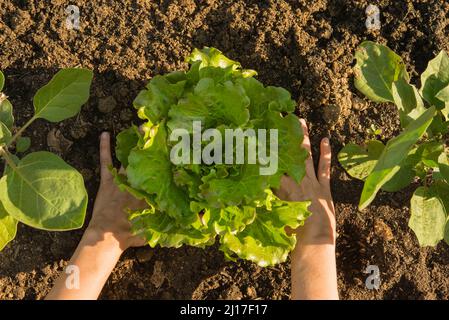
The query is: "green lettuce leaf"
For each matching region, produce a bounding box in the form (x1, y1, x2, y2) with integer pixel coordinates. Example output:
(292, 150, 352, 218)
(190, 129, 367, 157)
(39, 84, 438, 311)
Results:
(220, 198, 311, 267)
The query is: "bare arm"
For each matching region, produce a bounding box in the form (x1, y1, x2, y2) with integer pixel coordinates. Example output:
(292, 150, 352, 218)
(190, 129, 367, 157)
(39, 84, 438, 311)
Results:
(276, 119, 338, 300)
(46, 132, 145, 300)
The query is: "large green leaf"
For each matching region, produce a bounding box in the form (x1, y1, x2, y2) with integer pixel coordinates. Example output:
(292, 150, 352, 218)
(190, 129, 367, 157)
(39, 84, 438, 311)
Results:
(0, 202, 17, 251)
(264, 112, 307, 185)
(206, 206, 256, 235)
(338, 140, 415, 192)
(420, 51, 449, 116)
(15, 137, 31, 153)
(359, 106, 436, 210)
(0, 98, 14, 130)
(415, 141, 444, 168)
(33, 68, 93, 122)
(186, 47, 257, 78)
(435, 84, 449, 119)
(237, 77, 296, 118)
(392, 79, 426, 128)
(438, 153, 449, 184)
(0, 121, 12, 145)
(354, 41, 409, 102)
(0, 152, 87, 230)
(200, 164, 270, 208)
(409, 186, 447, 247)
(133, 75, 186, 123)
(127, 124, 194, 224)
(115, 126, 140, 168)
(130, 209, 214, 248)
(338, 140, 384, 181)
(219, 199, 310, 267)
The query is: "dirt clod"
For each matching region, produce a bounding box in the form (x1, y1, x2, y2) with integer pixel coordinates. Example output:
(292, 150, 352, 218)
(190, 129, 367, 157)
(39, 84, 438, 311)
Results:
(98, 96, 117, 114)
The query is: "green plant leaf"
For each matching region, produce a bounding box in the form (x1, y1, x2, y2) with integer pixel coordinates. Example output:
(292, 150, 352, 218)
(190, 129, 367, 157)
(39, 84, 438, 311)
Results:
(392, 79, 426, 128)
(33, 68, 93, 122)
(186, 47, 257, 78)
(206, 206, 256, 235)
(130, 209, 214, 248)
(219, 199, 310, 267)
(338, 140, 384, 180)
(435, 84, 449, 119)
(0, 121, 12, 144)
(409, 186, 447, 247)
(0, 202, 17, 251)
(359, 106, 436, 210)
(438, 153, 449, 184)
(115, 126, 140, 168)
(127, 124, 194, 224)
(16, 136, 31, 153)
(0, 71, 4, 91)
(415, 141, 445, 168)
(420, 51, 449, 116)
(354, 41, 409, 102)
(0, 99, 14, 130)
(0, 151, 87, 230)
(133, 75, 186, 123)
(380, 163, 415, 192)
(264, 112, 307, 185)
(200, 164, 269, 208)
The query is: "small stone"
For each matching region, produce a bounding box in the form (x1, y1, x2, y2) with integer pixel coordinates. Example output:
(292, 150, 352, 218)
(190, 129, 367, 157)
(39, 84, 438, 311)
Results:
(374, 219, 394, 241)
(120, 109, 133, 121)
(47, 129, 73, 154)
(323, 104, 340, 124)
(150, 261, 166, 288)
(246, 286, 257, 298)
(98, 96, 117, 113)
(70, 122, 89, 140)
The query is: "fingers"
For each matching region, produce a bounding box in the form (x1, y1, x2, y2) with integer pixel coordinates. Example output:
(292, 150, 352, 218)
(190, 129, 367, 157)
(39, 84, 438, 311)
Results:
(299, 119, 315, 179)
(318, 137, 332, 188)
(100, 132, 113, 183)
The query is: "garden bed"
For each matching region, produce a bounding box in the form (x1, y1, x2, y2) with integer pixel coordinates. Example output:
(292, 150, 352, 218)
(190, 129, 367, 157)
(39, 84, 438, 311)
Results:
(0, 0, 449, 299)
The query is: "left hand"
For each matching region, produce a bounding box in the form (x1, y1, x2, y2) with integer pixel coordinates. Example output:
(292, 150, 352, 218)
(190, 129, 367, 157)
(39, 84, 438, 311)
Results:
(87, 132, 147, 251)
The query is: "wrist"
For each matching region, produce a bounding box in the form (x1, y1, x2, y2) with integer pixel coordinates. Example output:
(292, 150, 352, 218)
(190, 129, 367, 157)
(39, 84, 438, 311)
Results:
(83, 226, 127, 255)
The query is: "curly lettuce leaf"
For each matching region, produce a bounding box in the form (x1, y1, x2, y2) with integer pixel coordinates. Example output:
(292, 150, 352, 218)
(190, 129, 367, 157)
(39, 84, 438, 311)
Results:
(127, 124, 195, 224)
(130, 209, 214, 248)
(220, 198, 311, 267)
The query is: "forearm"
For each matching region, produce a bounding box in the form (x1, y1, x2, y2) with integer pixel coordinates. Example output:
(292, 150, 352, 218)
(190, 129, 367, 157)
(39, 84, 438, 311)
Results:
(46, 228, 123, 300)
(291, 240, 338, 300)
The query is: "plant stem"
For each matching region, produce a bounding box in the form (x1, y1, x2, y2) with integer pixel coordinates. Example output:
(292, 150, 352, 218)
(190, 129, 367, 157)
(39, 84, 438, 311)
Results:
(0, 147, 17, 172)
(8, 116, 36, 146)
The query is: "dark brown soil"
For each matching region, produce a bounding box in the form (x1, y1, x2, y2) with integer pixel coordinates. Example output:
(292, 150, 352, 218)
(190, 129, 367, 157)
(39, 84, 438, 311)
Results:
(1, 0, 449, 300)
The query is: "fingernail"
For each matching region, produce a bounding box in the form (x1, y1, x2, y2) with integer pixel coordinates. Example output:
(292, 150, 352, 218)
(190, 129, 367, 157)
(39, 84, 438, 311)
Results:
(323, 137, 329, 145)
(101, 132, 110, 139)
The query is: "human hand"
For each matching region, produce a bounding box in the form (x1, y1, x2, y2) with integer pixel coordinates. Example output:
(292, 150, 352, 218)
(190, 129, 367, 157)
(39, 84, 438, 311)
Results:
(87, 132, 147, 251)
(275, 119, 336, 245)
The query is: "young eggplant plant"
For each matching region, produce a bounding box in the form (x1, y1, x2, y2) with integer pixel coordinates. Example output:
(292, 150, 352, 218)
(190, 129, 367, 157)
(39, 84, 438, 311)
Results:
(0, 68, 93, 251)
(339, 41, 449, 247)
(114, 47, 311, 267)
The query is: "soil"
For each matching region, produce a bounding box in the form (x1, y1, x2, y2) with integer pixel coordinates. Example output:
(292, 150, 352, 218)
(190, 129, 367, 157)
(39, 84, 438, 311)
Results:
(1, 0, 449, 300)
